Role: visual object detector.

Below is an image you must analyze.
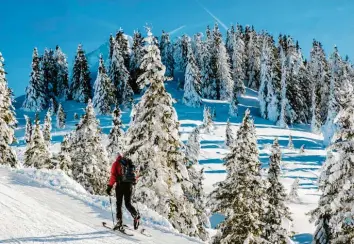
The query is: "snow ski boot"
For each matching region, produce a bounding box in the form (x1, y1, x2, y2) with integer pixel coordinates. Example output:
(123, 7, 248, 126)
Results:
(133, 214, 140, 230)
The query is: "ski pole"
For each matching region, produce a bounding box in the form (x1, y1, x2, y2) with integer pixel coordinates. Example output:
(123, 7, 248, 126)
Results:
(109, 196, 115, 226)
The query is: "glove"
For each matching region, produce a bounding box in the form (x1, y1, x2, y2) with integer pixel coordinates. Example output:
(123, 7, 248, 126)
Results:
(106, 185, 113, 196)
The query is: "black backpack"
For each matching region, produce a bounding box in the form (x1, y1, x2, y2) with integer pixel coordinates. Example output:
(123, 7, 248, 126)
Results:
(120, 158, 137, 183)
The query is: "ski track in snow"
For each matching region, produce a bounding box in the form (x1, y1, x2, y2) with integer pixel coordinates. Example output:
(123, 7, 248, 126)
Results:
(8, 82, 325, 243)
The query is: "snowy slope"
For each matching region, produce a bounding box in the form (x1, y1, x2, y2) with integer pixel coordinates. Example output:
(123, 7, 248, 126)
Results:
(0, 166, 203, 244)
(8, 81, 325, 244)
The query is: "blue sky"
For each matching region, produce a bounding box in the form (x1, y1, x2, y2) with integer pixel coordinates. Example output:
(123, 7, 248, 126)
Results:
(1, 0, 354, 96)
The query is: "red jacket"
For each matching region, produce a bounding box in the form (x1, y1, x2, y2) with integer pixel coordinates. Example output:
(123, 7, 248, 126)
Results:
(108, 156, 139, 187)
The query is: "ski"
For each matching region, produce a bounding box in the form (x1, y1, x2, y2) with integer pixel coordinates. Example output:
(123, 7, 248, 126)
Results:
(123, 224, 152, 237)
(102, 222, 134, 236)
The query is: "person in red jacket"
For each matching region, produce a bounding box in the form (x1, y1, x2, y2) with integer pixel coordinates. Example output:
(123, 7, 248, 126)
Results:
(106, 155, 140, 231)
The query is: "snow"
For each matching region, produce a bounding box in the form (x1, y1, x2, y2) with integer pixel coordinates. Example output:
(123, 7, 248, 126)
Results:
(6, 79, 327, 243)
(0, 166, 202, 244)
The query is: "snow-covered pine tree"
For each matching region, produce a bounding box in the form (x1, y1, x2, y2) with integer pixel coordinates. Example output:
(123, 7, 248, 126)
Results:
(263, 138, 292, 243)
(0, 52, 17, 167)
(211, 109, 266, 243)
(124, 27, 208, 241)
(201, 26, 216, 99)
(183, 45, 202, 107)
(136, 28, 165, 90)
(110, 35, 132, 105)
(277, 36, 288, 128)
(115, 29, 130, 71)
(74, 113, 79, 120)
(288, 178, 300, 203)
(43, 110, 52, 145)
(54, 45, 69, 99)
(212, 23, 233, 100)
(23, 48, 49, 111)
(185, 127, 200, 166)
(23, 114, 52, 169)
(107, 107, 125, 159)
(129, 30, 145, 93)
(288, 134, 294, 149)
(192, 32, 204, 69)
(109, 34, 115, 61)
(173, 34, 189, 80)
(267, 37, 282, 123)
(24, 115, 32, 144)
(244, 26, 261, 90)
(93, 54, 116, 115)
(70, 44, 91, 103)
(309, 151, 336, 244)
(58, 134, 73, 177)
(259, 34, 273, 119)
(225, 25, 235, 61)
(322, 46, 343, 146)
(56, 103, 66, 129)
(42, 48, 57, 104)
(69, 99, 109, 195)
(313, 66, 354, 243)
(229, 24, 246, 117)
(225, 119, 234, 147)
(160, 30, 174, 78)
(202, 106, 213, 133)
(299, 144, 305, 154)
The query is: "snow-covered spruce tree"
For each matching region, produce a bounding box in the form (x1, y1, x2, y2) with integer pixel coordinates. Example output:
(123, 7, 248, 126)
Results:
(56, 103, 66, 129)
(115, 29, 130, 71)
(299, 144, 305, 154)
(160, 30, 174, 78)
(124, 27, 208, 241)
(192, 32, 204, 69)
(24, 115, 32, 144)
(288, 134, 294, 149)
(0, 52, 17, 167)
(202, 106, 213, 133)
(184, 127, 210, 241)
(74, 113, 79, 120)
(136, 28, 165, 90)
(23, 48, 49, 111)
(69, 99, 109, 195)
(109, 34, 115, 61)
(183, 45, 202, 107)
(110, 35, 132, 105)
(288, 178, 300, 203)
(129, 30, 145, 93)
(263, 138, 292, 243)
(277, 38, 288, 128)
(58, 134, 73, 177)
(43, 110, 52, 145)
(23, 114, 52, 169)
(185, 127, 201, 166)
(225, 119, 234, 147)
(322, 46, 343, 146)
(229, 24, 246, 117)
(211, 109, 266, 243)
(201, 25, 216, 99)
(267, 37, 282, 123)
(70, 44, 91, 103)
(225, 25, 235, 61)
(42, 48, 57, 103)
(173, 34, 189, 79)
(107, 107, 125, 158)
(93, 54, 116, 115)
(316, 72, 354, 243)
(54, 45, 69, 99)
(212, 23, 233, 100)
(259, 34, 273, 119)
(244, 26, 261, 90)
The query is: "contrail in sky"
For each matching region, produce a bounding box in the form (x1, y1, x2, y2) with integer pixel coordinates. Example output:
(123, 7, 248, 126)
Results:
(195, 0, 228, 31)
(168, 25, 186, 35)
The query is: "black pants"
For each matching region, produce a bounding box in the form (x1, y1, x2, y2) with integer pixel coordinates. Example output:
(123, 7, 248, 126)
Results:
(115, 182, 138, 225)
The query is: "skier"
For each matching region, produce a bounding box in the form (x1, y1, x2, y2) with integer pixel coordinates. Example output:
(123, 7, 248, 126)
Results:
(106, 155, 140, 231)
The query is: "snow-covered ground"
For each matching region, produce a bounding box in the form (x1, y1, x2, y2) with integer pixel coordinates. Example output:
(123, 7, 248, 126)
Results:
(3, 82, 325, 243)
